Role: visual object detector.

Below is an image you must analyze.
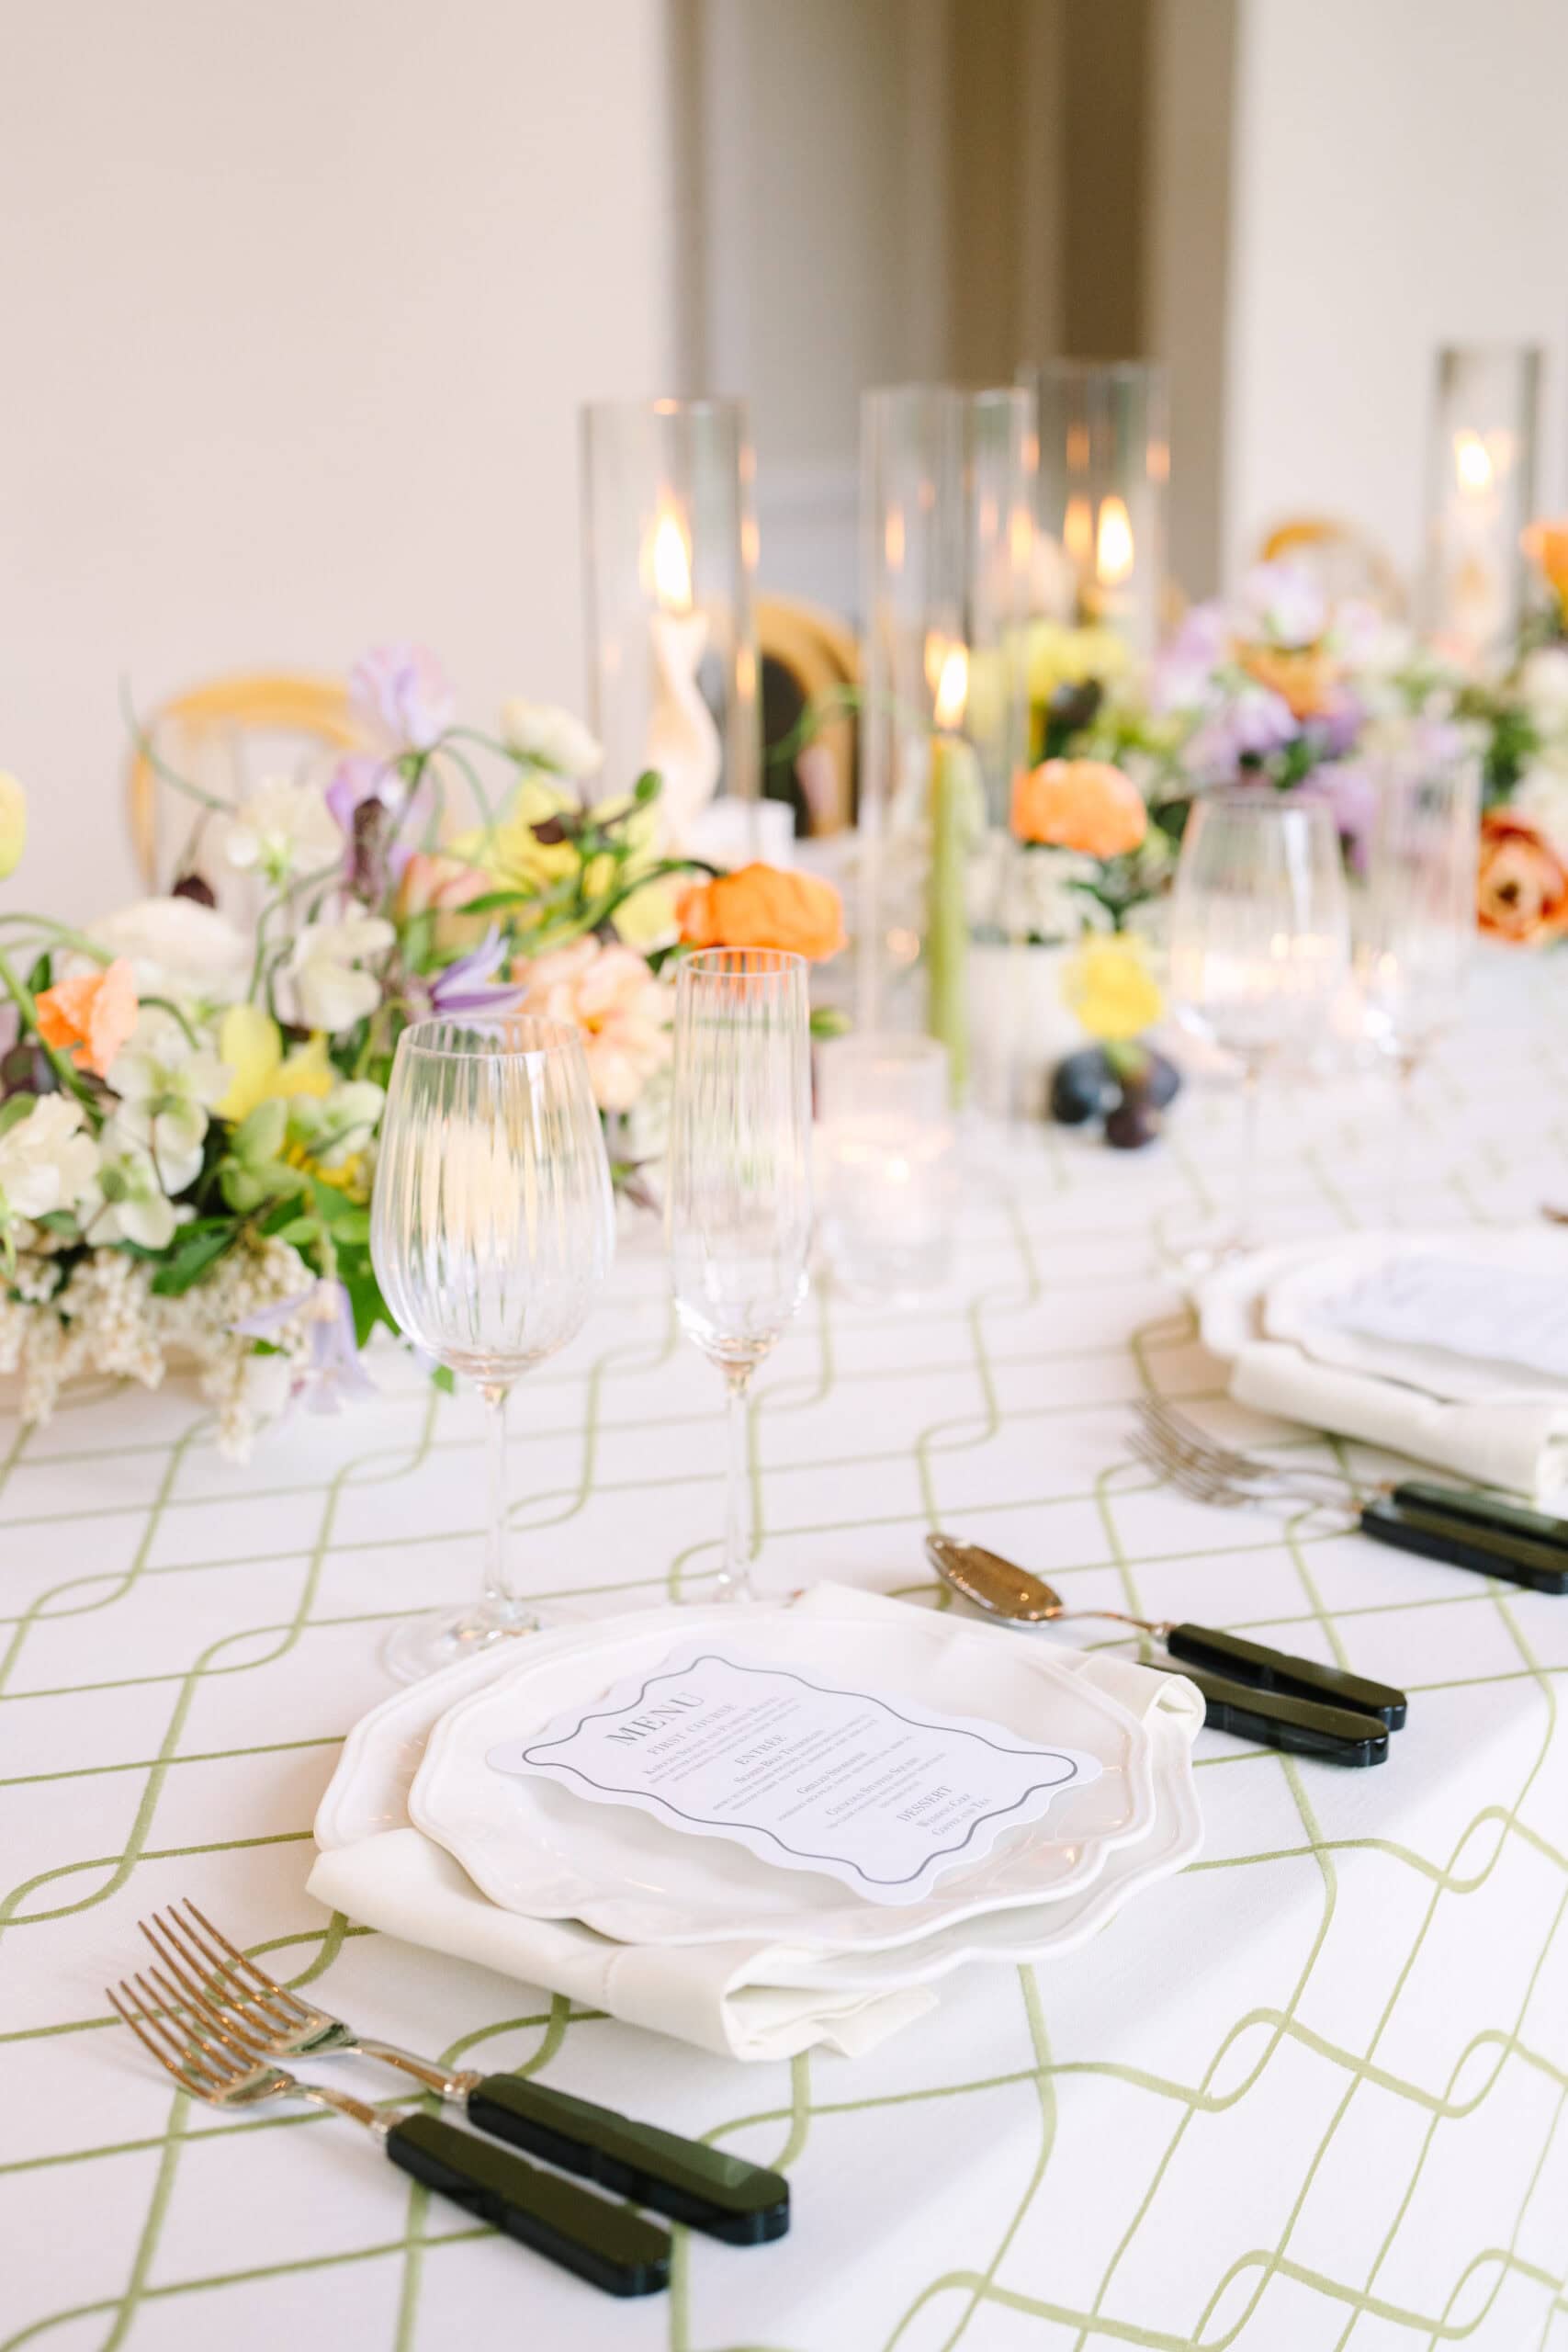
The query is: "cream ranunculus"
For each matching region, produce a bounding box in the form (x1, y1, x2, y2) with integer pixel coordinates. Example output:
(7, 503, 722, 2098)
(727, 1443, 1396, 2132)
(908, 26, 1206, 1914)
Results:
(276, 914, 395, 1034)
(0, 1097, 99, 1237)
(222, 776, 342, 886)
(90, 896, 251, 1003)
(1510, 756, 1568, 859)
(1519, 647, 1568, 735)
(500, 700, 604, 780)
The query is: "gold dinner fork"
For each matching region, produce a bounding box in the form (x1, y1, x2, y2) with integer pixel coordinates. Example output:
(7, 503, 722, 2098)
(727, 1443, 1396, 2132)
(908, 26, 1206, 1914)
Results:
(105, 1950, 670, 2296)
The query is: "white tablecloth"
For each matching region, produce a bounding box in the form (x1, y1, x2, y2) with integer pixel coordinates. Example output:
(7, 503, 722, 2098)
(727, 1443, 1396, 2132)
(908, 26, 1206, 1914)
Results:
(4, 947, 1568, 2350)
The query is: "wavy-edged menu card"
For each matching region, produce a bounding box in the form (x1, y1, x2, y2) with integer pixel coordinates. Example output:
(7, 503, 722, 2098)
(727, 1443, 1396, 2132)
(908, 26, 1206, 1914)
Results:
(486, 1644, 1102, 1907)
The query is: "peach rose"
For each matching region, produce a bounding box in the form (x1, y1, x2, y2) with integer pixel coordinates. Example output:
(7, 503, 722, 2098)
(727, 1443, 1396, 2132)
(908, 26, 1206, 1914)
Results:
(1238, 641, 1337, 720)
(35, 957, 139, 1080)
(1476, 811, 1568, 946)
(395, 851, 491, 953)
(514, 936, 671, 1112)
(1010, 760, 1147, 858)
(677, 863, 846, 961)
(1523, 517, 1568, 609)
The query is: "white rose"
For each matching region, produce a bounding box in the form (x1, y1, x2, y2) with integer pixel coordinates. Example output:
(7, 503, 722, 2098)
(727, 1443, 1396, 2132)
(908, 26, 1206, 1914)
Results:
(0, 1097, 99, 1227)
(90, 896, 250, 1002)
(1518, 647, 1568, 733)
(1512, 758, 1568, 858)
(500, 699, 604, 780)
(276, 914, 395, 1034)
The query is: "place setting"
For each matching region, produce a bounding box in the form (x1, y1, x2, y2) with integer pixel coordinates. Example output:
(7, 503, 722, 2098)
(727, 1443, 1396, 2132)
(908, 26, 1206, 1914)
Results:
(11, 88, 1568, 2340)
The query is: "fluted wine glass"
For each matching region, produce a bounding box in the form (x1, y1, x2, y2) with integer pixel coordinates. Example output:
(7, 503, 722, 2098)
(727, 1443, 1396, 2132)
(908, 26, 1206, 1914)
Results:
(1168, 795, 1350, 1264)
(371, 1014, 615, 1680)
(667, 948, 813, 1603)
(1354, 755, 1479, 1225)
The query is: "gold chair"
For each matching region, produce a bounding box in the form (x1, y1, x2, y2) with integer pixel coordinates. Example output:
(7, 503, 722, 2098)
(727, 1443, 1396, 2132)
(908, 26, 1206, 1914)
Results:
(127, 672, 361, 897)
(755, 594, 859, 835)
(1257, 516, 1406, 618)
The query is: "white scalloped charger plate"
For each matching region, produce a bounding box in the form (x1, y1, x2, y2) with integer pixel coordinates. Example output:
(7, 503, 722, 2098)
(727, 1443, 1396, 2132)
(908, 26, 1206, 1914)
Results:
(407, 1607, 1156, 1951)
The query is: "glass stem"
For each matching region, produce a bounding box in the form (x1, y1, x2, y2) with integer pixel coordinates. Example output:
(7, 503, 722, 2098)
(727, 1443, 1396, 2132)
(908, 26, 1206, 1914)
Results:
(479, 1381, 530, 1631)
(1387, 1051, 1418, 1231)
(718, 1367, 754, 1603)
(1235, 1057, 1263, 1254)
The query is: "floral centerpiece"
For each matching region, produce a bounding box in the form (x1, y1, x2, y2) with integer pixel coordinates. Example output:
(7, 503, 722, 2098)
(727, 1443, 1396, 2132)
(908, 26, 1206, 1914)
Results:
(1451, 522, 1568, 944)
(0, 647, 843, 1452)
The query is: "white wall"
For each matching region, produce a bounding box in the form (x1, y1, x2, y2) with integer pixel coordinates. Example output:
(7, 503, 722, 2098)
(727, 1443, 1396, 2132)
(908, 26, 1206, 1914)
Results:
(0, 0, 682, 920)
(1224, 0, 1568, 585)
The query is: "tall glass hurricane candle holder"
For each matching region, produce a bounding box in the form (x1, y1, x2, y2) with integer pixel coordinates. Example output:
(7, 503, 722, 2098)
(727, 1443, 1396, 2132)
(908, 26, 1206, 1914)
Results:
(1419, 345, 1541, 668)
(1021, 359, 1168, 663)
(581, 396, 761, 857)
(857, 383, 1034, 1110)
(818, 1033, 956, 1304)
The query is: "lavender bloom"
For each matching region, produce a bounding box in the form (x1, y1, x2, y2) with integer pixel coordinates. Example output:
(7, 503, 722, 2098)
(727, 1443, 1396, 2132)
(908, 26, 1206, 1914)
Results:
(1235, 561, 1327, 650)
(1297, 761, 1378, 874)
(234, 1279, 376, 1416)
(1184, 684, 1298, 786)
(350, 644, 457, 753)
(427, 927, 527, 1016)
(1149, 601, 1231, 714)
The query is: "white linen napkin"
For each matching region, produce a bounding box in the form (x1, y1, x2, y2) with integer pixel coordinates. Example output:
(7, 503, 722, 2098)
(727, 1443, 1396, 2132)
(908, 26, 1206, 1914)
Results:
(1197, 1227, 1568, 1500)
(307, 1583, 1199, 2062)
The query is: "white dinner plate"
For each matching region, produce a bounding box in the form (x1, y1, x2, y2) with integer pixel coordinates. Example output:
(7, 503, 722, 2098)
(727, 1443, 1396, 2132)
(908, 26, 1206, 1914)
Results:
(408, 1607, 1156, 1950)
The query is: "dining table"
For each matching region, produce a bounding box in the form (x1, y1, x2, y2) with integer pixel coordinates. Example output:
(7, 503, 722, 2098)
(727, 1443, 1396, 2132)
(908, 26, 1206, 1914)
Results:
(4, 944, 1567, 2352)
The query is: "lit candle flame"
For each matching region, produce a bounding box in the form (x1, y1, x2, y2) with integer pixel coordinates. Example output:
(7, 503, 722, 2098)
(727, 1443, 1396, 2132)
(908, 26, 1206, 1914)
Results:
(1454, 431, 1493, 495)
(932, 641, 968, 730)
(648, 506, 693, 611)
(1063, 494, 1093, 566)
(1096, 496, 1135, 586)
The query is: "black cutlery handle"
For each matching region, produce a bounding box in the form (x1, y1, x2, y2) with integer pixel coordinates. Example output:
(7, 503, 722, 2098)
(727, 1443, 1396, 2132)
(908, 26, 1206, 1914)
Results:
(1361, 1496, 1568, 1595)
(384, 2112, 671, 2296)
(1179, 1667, 1389, 1766)
(1165, 1623, 1407, 1729)
(1391, 1482, 1568, 1559)
(467, 2074, 789, 2245)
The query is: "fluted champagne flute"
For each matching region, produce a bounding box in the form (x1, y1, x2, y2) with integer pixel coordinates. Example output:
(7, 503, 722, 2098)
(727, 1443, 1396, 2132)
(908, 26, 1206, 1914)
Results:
(371, 1014, 615, 1681)
(667, 948, 813, 1603)
(1168, 796, 1350, 1264)
(1354, 755, 1479, 1226)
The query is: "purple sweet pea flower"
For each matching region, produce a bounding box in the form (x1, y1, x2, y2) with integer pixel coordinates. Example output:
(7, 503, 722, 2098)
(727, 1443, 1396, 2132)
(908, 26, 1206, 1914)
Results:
(1183, 684, 1298, 786)
(233, 1280, 376, 1416)
(1235, 561, 1327, 650)
(350, 644, 457, 753)
(1149, 600, 1231, 714)
(428, 927, 527, 1016)
(1297, 761, 1379, 874)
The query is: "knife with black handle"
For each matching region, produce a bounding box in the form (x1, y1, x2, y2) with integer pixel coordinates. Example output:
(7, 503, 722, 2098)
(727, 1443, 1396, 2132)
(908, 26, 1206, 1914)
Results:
(1162, 1665, 1391, 1766)
(1360, 1489, 1568, 1595)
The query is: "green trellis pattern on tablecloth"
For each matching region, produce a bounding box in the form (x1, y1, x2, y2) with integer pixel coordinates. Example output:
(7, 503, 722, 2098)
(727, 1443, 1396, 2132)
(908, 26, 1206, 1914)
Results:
(3, 947, 1568, 2350)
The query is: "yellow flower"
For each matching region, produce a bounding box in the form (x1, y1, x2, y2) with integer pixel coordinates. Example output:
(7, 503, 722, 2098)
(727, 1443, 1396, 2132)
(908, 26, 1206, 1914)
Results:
(1062, 937, 1163, 1044)
(1026, 623, 1131, 705)
(284, 1140, 370, 1201)
(0, 775, 26, 879)
(454, 777, 581, 893)
(216, 1004, 334, 1122)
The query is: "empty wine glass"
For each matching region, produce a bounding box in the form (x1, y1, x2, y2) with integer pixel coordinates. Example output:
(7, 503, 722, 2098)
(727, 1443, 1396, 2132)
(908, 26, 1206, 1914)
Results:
(667, 948, 813, 1603)
(1354, 753, 1480, 1224)
(371, 1014, 615, 1681)
(1168, 795, 1350, 1263)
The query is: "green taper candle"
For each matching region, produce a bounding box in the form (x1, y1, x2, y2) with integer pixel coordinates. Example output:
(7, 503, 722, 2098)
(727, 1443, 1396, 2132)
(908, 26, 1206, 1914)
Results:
(927, 647, 976, 1104)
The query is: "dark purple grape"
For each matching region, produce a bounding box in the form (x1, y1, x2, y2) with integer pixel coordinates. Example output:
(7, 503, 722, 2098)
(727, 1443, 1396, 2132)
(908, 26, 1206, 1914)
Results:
(1105, 1096, 1162, 1150)
(1050, 1047, 1115, 1125)
(1143, 1051, 1181, 1109)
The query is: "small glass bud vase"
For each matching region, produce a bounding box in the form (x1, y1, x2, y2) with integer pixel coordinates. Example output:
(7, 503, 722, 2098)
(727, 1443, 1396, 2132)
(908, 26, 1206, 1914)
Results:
(1418, 345, 1542, 669)
(580, 396, 761, 855)
(857, 383, 1034, 1110)
(1020, 358, 1168, 662)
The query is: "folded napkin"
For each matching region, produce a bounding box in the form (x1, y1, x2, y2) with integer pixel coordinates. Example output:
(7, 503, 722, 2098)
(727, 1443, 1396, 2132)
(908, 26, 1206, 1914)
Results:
(1197, 1227, 1568, 1501)
(308, 1583, 1198, 2062)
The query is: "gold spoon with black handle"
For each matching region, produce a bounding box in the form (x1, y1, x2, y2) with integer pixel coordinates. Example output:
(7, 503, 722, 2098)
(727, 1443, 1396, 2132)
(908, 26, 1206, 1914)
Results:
(927, 1534, 1404, 1765)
